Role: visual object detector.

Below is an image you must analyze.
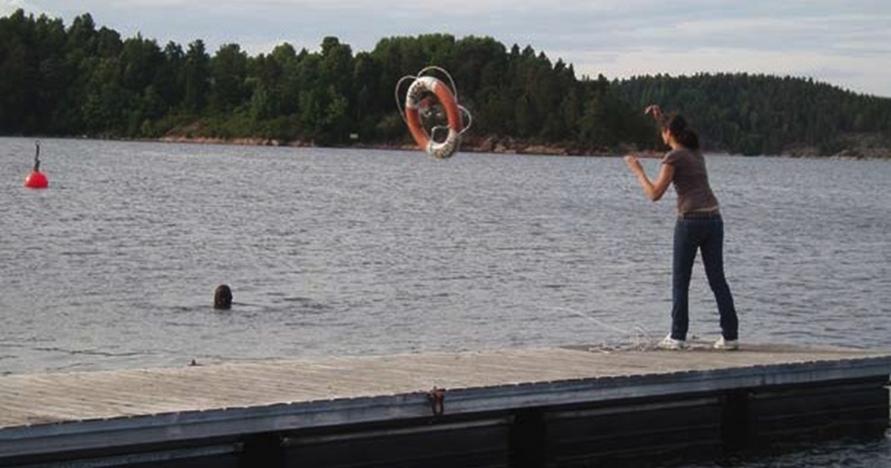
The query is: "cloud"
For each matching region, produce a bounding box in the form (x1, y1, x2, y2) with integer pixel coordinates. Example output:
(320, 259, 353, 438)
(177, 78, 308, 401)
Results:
(564, 47, 891, 96)
(1, 0, 32, 15)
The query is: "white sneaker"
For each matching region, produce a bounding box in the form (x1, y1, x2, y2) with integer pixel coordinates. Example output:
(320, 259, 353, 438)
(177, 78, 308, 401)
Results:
(713, 337, 739, 350)
(657, 335, 686, 350)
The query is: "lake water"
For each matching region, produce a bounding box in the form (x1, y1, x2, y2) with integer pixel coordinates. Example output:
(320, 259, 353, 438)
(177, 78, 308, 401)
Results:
(1, 137, 890, 465)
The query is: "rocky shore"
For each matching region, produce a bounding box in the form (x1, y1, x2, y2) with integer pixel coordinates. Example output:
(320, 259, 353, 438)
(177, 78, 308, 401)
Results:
(780, 133, 891, 159)
(156, 133, 891, 159)
(157, 134, 634, 157)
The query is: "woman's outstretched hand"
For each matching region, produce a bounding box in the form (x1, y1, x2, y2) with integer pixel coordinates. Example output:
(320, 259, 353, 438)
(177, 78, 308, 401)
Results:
(644, 104, 662, 120)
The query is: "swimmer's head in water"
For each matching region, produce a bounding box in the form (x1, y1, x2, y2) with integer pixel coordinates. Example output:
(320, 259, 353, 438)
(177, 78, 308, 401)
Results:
(214, 284, 232, 310)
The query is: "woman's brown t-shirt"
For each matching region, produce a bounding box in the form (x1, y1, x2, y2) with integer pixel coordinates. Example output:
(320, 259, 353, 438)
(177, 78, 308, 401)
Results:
(661, 148, 719, 214)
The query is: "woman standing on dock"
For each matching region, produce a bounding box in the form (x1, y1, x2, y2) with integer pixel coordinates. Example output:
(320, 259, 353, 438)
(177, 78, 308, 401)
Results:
(623, 105, 739, 350)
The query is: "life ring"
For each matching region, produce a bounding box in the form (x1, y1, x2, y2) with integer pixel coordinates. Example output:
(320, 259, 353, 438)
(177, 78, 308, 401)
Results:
(404, 76, 463, 159)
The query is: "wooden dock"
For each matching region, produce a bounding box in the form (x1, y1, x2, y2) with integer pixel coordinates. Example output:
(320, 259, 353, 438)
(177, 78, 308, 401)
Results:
(1, 343, 889, 467)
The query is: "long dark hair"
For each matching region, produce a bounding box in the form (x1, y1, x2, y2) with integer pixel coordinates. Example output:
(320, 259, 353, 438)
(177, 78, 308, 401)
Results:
(663, 114, 700, 150)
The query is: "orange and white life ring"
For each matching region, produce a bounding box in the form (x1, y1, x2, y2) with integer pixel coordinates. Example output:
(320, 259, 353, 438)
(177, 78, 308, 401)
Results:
(405, 76, 463, 159)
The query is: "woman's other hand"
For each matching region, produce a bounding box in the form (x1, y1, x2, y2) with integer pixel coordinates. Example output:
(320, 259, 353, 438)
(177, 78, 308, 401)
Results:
(624, 154, 643, 173)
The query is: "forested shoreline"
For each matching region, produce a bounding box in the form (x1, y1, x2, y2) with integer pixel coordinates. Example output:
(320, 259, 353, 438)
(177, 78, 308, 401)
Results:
(2, 10, 890, 157)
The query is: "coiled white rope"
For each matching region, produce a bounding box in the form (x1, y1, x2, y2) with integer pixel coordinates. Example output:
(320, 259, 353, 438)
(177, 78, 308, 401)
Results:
(394, 66, 473, 138)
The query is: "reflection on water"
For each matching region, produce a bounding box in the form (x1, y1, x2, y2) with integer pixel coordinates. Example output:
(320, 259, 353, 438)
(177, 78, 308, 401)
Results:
(688, 432, 891, 468)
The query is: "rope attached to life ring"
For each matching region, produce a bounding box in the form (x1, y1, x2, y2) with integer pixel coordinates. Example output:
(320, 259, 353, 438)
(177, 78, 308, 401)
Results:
(395, 66, 472, 159)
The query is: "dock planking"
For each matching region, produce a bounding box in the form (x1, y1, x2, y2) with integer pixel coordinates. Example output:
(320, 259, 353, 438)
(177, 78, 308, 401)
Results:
(1, 343, 889, 466)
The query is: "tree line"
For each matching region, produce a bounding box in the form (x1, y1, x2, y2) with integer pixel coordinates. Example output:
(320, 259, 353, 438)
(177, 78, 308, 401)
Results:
(2, 9, 890, 155)
(618, 74, 891, 155)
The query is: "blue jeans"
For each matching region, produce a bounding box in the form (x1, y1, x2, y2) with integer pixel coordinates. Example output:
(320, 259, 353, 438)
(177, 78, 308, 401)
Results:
(671, 214, 738, 341)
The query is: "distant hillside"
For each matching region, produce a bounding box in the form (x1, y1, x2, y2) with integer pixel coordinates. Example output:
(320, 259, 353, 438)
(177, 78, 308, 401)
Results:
(2, 9, 890, 157)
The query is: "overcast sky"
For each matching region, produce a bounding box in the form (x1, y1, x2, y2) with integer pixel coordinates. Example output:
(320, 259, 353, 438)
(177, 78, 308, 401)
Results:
(3, 0, 890, 97)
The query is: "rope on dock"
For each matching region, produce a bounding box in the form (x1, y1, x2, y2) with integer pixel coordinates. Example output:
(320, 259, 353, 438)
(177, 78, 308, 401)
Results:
(553, 306, 657, 351)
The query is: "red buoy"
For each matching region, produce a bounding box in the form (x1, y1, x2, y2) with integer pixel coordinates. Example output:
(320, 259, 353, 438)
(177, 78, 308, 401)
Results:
(25, 170, 48, 189)
(24, 141, 48, 189)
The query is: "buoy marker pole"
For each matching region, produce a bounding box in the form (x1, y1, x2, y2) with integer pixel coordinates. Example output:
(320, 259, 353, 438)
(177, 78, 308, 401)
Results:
(24, 140, 49, 189)
(34, 141, 41, 171)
